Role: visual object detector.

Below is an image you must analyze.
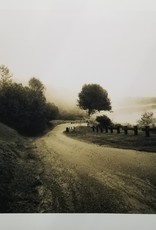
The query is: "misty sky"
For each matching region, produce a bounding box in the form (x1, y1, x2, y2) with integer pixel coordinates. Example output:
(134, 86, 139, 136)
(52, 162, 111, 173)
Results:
(0, 0, 156, 108)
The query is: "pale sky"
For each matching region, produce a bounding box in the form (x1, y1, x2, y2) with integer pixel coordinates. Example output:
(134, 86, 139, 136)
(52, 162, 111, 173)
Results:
(0, 0, 156, 108)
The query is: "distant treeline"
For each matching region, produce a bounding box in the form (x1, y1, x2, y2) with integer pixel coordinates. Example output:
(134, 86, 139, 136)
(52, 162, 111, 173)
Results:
(0, 65, 59, 135)
(59, 108, 85, 120)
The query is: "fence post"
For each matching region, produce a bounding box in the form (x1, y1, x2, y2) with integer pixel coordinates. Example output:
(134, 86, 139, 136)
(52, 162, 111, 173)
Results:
(66, 127, 69, 132)
(96, 126, 99, 133)
(92, 126, 95, 132)
(117, 126, 120, 134)
(110, 127, 113, 133)
(145, 126, 150, 137)
(134, 126, 138, 135)
(124, 126, 128, 135)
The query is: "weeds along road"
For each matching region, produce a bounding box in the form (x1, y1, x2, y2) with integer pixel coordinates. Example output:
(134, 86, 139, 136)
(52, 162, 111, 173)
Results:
(35, 123, 156, 213)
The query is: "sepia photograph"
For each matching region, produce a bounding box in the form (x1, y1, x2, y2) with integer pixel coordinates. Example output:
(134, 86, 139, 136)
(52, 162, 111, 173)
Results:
(0, 0, 156, 229)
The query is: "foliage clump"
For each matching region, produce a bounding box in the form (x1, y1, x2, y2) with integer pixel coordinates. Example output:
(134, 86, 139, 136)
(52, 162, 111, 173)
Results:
(96, 115, 113, 127)
(0, 65, 59, 135)
(78, 84, 112, 117)
(137, 112, 156, 128)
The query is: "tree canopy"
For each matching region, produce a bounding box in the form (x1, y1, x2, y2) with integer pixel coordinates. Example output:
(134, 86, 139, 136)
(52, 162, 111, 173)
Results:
(29, 77, 45, 94)
(77, 84, 112, 116)
(137, 112, 156, 127)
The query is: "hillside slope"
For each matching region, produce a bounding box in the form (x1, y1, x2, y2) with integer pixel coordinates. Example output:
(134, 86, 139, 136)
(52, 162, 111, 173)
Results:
(0, 122, 42, 213)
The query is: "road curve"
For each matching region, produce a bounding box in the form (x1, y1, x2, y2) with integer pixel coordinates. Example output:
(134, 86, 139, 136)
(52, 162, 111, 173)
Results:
(35, 123, 156, 213)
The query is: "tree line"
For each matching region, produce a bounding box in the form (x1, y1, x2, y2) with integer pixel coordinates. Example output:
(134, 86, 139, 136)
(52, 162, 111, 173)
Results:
(0, 66, 113, 136)
(1, 64, 153, 135)
(0, 65, 59, 135)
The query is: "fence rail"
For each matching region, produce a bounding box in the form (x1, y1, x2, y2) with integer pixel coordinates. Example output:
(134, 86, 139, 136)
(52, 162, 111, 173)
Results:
(65, 124, 156, 137)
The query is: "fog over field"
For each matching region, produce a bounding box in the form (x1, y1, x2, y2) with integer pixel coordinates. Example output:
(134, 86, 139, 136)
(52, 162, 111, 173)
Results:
(111, 97, 156, 124)
(1, 1, 156, 124)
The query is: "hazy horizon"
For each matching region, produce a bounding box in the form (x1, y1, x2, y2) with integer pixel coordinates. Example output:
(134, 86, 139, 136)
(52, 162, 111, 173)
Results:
(0, 1, 156, 124)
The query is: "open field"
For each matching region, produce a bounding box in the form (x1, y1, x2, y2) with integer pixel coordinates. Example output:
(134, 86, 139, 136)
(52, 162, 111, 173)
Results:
(65, 126, 156, 153)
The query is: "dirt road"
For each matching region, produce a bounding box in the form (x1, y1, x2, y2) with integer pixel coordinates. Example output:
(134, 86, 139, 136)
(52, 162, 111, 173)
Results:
(35, 124, 156, 213)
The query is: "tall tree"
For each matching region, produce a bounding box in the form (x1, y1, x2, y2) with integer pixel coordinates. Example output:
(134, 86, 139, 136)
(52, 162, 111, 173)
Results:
(78, 84, 112, 116)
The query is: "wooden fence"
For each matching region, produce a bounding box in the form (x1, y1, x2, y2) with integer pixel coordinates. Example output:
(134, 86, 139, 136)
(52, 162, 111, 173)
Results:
(91, 125, 156, 137)
(65, 124, 156, 137)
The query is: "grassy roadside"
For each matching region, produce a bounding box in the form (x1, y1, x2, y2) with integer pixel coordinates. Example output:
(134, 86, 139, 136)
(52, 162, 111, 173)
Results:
(0, 120, 75, 213)
(65, 126, 156, 153)
(0, 122, 43, 213)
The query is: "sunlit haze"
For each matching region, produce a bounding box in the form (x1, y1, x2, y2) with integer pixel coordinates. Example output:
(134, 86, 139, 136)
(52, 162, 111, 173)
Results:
(0, 0, 156, 123)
